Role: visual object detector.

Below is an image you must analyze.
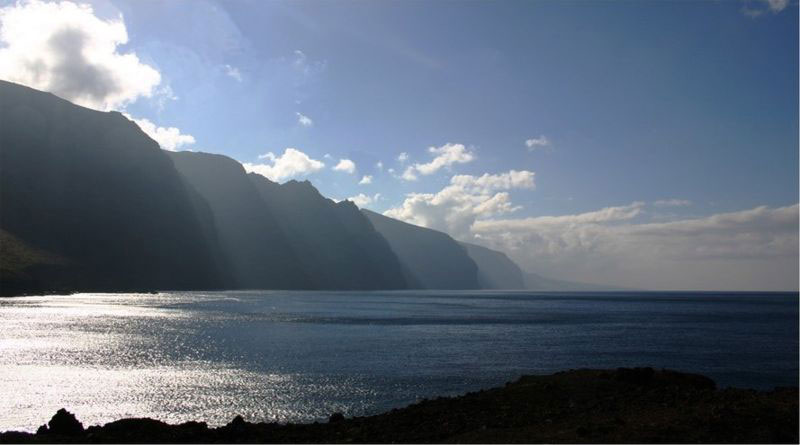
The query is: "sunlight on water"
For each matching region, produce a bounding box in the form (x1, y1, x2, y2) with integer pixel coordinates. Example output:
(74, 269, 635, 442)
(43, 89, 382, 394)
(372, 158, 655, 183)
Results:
(0, 291, 797, 432)
(0, 363, 376, 431)
(0, 292, 403, 430)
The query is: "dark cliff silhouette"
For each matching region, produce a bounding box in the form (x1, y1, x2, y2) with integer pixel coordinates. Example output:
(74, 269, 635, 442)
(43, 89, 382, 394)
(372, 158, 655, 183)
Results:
(361, 210, 480, 289)
(167, 151, 310, 289)
(459, 242, 524, 289)
(0, 80, 223, 294)
(248, 175, 408, 289)
(0, 80, 563, 294)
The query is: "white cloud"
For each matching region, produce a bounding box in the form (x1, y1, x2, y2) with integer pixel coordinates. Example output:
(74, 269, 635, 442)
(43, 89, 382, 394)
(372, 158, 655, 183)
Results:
(742, 0, 790, 16)
(397, 152, 409, 163)
(293, 49, 308, 74)
(0, 0, 161, 111)
(333, 158, 356, 174)
(223, 64, 242, 82)
(347, 193, 381, 207)
(243, 148, 325, 182)
(290, 48, 326, 81)
(385, 170, 535, 238)
(525, 136, 550, 150)
(451, 170, 536, 191)
(152, 85, 177, 112)
(400, 143, 475, 181)
(653, 199, 692, 207)
(124, 113, 195, 151)
(401, 167, 418, 181)
(766, 0, 790, 11)
(474, 202, 645, 235)
(472, 203, 799, 291)
(359, 175, 373, 185)
(376, 161, 384, 170)
(296, 112, 313, 127)
(416, 143, 474, 174)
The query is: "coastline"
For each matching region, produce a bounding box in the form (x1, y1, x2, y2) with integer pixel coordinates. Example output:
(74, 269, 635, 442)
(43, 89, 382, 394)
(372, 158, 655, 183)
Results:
(2, 367, 797, 444)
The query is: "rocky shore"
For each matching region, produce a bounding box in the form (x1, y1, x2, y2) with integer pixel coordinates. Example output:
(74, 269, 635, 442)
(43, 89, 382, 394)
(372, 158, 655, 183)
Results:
(1, 368, 797, 443)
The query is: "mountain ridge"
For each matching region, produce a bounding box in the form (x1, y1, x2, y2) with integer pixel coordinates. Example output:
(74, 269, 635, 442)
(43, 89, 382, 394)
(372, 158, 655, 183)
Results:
(0, 79, 573, 295)
(0, 79, 225, 294)
(361, 209, 481, 290)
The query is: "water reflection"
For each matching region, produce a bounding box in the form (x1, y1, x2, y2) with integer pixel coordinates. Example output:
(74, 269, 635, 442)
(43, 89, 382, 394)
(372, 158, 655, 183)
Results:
(1, 291, 797, 432)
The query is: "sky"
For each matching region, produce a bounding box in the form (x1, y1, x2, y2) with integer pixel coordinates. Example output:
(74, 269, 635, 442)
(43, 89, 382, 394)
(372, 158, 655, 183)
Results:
(0, 0, 797, 290)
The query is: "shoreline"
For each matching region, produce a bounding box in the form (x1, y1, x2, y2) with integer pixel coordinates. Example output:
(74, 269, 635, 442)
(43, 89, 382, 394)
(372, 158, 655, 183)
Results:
(1, 367, 797, 443)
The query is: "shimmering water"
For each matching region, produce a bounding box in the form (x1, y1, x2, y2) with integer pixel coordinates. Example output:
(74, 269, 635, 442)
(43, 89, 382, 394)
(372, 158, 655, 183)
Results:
(1, 290, 797, 431)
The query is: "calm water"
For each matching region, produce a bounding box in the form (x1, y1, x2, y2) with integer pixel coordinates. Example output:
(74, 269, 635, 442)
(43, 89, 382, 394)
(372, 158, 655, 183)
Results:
(1, 290, 797, 431)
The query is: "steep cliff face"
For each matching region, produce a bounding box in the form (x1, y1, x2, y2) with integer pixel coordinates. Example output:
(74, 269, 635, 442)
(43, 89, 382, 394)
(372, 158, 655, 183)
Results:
(249, 175, 408, 290)
(0, 80, 528, 294)
(0, 80, 224, 293)
(167, 152, 311, 289)
(460, 242, 525, 289)
(362, 209, 479, 289)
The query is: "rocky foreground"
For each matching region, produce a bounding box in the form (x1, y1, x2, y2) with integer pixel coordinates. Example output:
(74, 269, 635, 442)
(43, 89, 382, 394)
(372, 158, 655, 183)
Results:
(1, 368, 797, 443)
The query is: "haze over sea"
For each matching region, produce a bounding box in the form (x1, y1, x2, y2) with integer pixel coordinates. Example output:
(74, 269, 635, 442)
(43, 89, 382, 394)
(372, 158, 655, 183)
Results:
(1, 291, 797, 432)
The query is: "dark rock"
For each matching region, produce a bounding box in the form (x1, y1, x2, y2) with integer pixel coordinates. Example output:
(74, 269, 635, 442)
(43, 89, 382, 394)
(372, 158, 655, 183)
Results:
(329, 412, 345, 423)
(229, 415, 245, 427)
(224, 415, 248, 438)
(615, 367, 655, 385)
(47, 409, 84, 436)
(662, 369, 717, 390)
(0, 431, 34, 443)
(95, 418, 173, 442)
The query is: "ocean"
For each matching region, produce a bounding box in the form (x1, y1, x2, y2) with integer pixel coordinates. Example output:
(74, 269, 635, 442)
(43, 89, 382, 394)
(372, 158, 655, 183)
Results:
(0, 290, 797, 432)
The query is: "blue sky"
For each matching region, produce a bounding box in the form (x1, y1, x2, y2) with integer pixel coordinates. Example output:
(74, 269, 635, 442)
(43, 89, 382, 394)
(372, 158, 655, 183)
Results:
(117, 0, 798, 216)
(0, 0, 797, 290)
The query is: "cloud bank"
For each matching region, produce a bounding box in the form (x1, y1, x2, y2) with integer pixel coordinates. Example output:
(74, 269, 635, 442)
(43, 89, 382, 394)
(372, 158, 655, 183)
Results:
(385, 159, 797, 290)
(385, 169, 535, 238)
(472, 203, 799, 291)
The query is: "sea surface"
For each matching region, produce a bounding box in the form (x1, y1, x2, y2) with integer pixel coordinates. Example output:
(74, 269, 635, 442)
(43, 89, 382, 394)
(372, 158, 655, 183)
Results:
(0, 290, 797, 431)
